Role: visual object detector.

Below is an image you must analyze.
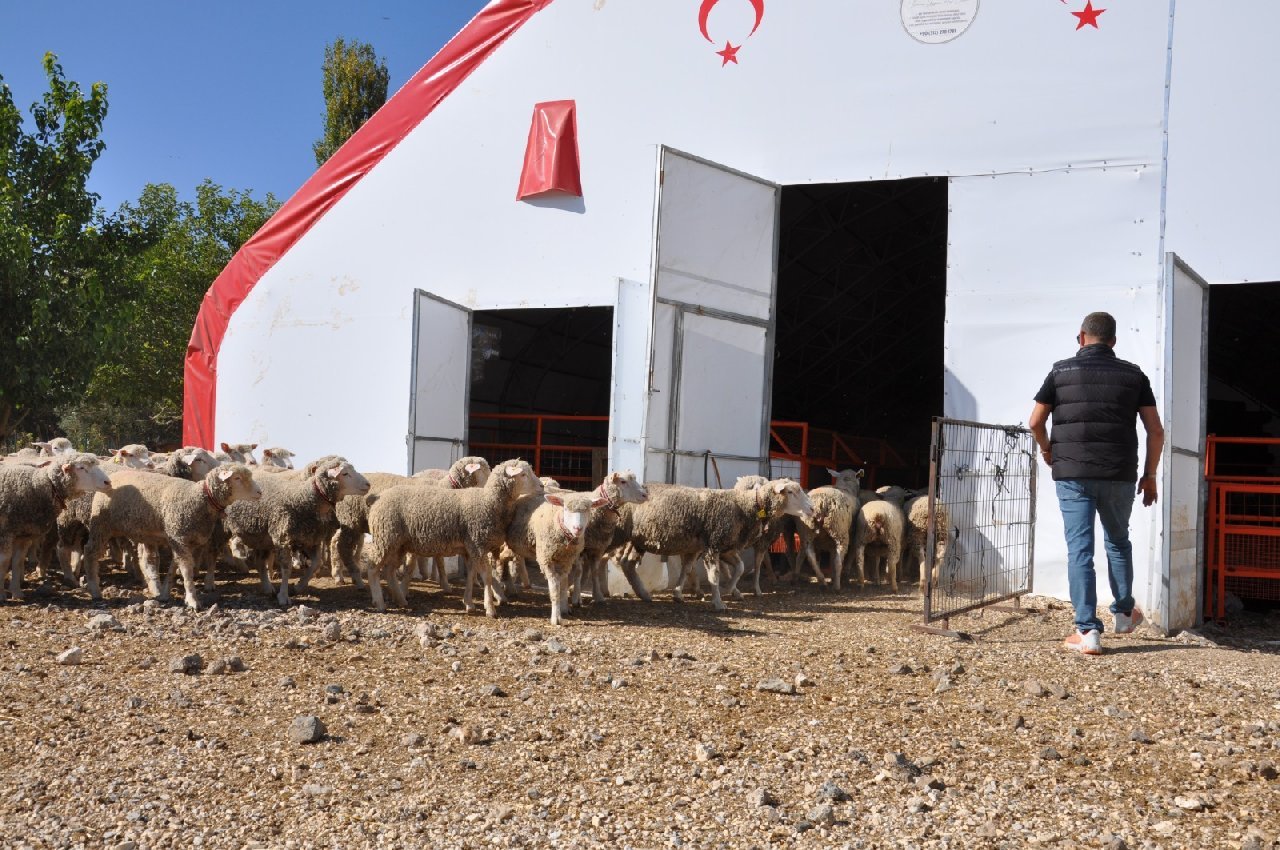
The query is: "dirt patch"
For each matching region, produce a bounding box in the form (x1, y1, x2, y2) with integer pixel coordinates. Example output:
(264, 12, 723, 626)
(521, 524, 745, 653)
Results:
(1, 576, 1277, 849)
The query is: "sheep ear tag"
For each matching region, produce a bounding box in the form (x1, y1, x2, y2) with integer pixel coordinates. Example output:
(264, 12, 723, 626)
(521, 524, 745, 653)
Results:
(757, 507, 767, 519)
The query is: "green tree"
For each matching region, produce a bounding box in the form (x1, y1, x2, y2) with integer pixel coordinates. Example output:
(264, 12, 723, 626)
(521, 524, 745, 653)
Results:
(313, 37, 389, 167)
(63, 181, 279, 450)
(0, 53, 144, 443)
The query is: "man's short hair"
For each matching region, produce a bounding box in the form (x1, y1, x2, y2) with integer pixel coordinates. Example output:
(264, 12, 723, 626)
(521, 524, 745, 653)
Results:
(1081, 312, 1117, 341)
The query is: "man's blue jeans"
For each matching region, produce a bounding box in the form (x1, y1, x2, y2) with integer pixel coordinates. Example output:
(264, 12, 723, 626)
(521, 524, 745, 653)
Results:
(1054, 479, 1137, 634)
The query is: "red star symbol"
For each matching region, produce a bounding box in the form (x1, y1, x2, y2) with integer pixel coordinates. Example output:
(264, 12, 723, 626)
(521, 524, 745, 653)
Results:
(1072, 1, 1105, 30)
(716, 40, 740, 66)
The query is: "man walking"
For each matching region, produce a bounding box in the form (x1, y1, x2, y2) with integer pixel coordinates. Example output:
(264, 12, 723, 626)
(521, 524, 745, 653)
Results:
(1029, 312, 1165, 655)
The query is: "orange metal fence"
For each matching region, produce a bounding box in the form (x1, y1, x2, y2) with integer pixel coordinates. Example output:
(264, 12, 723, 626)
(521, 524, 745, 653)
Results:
(1204, 435, 1280, 620)
(468, 414, 910, 492)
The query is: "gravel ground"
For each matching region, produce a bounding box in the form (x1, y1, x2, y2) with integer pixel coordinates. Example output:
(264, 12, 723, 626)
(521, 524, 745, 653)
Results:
(1, 571, 1277, 850)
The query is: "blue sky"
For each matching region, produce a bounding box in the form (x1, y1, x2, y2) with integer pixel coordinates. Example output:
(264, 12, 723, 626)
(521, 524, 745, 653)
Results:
(1, 0, 490, 214)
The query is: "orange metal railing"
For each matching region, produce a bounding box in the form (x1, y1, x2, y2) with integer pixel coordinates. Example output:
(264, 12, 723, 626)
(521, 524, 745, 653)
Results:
(468, 413, 910, 492)
(1204, 435, 1280, 621)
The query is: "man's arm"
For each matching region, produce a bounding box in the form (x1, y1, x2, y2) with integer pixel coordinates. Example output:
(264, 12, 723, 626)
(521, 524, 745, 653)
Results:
(1137, 405, 1165, 507)
(1029, 402, 1053, 466)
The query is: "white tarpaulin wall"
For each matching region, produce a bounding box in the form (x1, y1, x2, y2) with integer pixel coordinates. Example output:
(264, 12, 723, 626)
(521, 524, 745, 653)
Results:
(208, 0, 1276, 622)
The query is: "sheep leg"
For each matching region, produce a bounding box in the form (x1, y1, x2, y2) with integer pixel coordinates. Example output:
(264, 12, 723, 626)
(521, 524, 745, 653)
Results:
(366, 552, 389, 613)
(568, 557, 585, 608)
(5, 541, 31, 601)
(800, 542, 829, 589)
(703, 551, 727, 611)
(387, 555, 410, 609)
(144, 544, 169, 601)
(296, 548, 325, 597)
(432, 556, 452, 592)
(723, 552, 747, 601)
(474, 551, 498, 618)
(886, 540, 902, 594)
(253, 551, 276, 596)
(751, 548, 765, 597)
(171, 544, 202, 611)
(333, 529, 366, 589)
(0, 544, 12, 602)
(275, 548, 299, 608)
(56, 542, 79, 589)
(201, 544, 219, 593)
(590, 556, 609, 602)
(615, 548, 653, 603)
(831, 540, 849, 591)
(546, 568, 564, 626)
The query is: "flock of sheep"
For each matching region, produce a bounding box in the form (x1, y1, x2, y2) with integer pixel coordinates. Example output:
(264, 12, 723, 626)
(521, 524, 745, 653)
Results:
(0, 439, 948, 625)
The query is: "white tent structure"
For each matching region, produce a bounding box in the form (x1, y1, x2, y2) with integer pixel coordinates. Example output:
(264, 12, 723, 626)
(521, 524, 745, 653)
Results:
(185, 0, 1280, 633)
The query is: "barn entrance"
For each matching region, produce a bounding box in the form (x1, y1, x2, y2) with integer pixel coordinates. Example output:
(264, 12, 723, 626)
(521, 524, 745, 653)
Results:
(468, 307, 613, 488)
(405, 293, 612, 486)
(770, 178, 948, 489)
(1203, 280, 1280, 618)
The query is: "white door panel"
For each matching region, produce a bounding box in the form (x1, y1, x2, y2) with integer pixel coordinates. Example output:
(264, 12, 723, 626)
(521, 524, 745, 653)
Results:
(644, 147, 780, 485)
(1153, 254, 1208, 632)
(408, 290, 472, 474)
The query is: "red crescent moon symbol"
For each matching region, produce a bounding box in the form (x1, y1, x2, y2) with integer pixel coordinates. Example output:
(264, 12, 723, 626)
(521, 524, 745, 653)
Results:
(699, 0, 765, 43)
(698, 0, 719, 42)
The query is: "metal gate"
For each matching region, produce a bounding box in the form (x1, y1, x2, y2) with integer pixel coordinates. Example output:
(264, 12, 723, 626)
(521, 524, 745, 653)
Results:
(919, 418, 1038, 631)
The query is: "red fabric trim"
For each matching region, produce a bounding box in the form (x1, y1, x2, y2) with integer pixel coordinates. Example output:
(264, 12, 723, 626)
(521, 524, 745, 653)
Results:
(182, 0, 555, 448)
(516, 100, 582, 199)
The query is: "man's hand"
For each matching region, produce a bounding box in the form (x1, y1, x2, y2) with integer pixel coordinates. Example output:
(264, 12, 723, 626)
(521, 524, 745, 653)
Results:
(1138, 475, 1158, 507)
(1040, 448, 1053, 466)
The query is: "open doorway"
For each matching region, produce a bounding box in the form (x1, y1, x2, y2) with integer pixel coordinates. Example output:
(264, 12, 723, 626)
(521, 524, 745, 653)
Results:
(771, 178, 948, 489)
(1205, 281, 1280, 615)
(467, 306, 613, 487)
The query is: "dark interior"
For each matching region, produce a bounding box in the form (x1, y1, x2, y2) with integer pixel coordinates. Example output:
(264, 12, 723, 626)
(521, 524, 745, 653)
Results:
(773, 178, 949, 487)
(1207, 281, 1280, 447)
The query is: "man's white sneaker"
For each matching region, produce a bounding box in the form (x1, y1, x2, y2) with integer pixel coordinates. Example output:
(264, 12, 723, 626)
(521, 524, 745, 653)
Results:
(1114, 606, 1144, 635)
(1063, 629, 1102, 655)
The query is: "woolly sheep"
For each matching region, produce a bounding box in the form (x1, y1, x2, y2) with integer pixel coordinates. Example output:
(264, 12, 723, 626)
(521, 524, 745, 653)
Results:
(214, 442, 258, 465)
(260, 447, 296, 469)
(412, 456, 492, 489)
(616, 479, 814, 611)
(503, 490, 610, 625)
(783, 465, 865, 591)
(107, 444, 154, 469)
(82, 464, 260, 608)
(902, 495, 952, 595)
(854, 497, 906, 593)
(34, 438, 75, 457)
(221, 460, 370, 607)
(364, 459, 542, 615)
(0, 454, 112, 601)
(569, 471, 649, 606)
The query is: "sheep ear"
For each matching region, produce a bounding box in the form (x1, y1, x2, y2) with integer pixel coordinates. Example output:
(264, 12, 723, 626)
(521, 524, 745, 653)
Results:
(262, 449, 274, 459)
(591, 496, 610, 509)
(220, 443, 231, 452)
(609, 471, 622, 483)
(856, 469, 866, 479)
(326, 465, 342, 478)
(249, 444, 258, 450)
(60, 462, 74, 476)
(505, 465, 522, 478)
(465, 462, 481, 474)
(545, 493, 564, 507)
(826, 467, 838, 478)
(216, 467, 235, 482)
(772, 480, 789, 494)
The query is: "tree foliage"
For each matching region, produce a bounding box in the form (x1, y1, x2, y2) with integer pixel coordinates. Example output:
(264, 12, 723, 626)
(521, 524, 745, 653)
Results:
(0, 53, 280, 452)
(0, 53, 149, 442)
(313, 37, 389, 167)
(64, 181, 279, 450)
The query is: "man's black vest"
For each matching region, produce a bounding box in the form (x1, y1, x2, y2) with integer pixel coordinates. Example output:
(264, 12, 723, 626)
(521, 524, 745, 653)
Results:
(1041, 344, 1152, 482)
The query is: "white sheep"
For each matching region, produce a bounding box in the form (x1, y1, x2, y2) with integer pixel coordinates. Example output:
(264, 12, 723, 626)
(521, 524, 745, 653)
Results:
(569, 471, 649, 606)
(774, 468, 863, 591)
(616, 479, 814, 611)
(854, 497, 906, 593)
(902, 495, 952, 595)
(0, 454, 112, 601)
(364, 459, 542, 615)
(503, 490, 609, 625)
(214, 442, 258, 465)
(260, 447, 296, 469)
(82, 464, 261, 608)
(221, 460, 370, 607)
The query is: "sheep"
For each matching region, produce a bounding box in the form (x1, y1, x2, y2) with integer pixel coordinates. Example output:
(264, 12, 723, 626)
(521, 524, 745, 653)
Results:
(107, 444, 154, 469)
(34, 438, 75, 457)
(0, 454, 112, 601)
(902, 495, 952, 595)
(786, 468, 863, 587)
(214, 442, 258, 465)
(363, 459, 543, 615)
(502, 490, 610, 625)
(615, 479, 814, 611)
(221, 460, 370, 607)
(412, 456, 492, 488)
(81, 464, 260, 608)
(854, 497, 906, 594)
(567, 471, 649, 606)
(260, 447, 296, 469)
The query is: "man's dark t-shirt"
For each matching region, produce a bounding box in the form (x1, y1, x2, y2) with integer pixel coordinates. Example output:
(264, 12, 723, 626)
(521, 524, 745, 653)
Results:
(1034, 343, 1157, 482)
